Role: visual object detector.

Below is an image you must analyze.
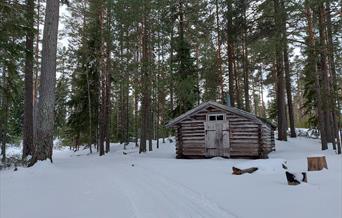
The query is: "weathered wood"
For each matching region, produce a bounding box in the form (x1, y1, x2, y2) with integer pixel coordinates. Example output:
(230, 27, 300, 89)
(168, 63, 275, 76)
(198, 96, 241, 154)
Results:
(169, 101, 275, 158)
(230, 148, 259, 153)
(222, 122, 230, 157)
(180, 129, 204, 133)
(182, 136, 205, 140)
(307, 156, 328, 171)
(230, 124, 259, 128)
(230, 135, 259, 139)
(232, 167, 258, 175)
(230, 152, 258, 156)
(230, 139, 259, 144)
(181, 125, 204, 129)
(205, 122, 217, 149)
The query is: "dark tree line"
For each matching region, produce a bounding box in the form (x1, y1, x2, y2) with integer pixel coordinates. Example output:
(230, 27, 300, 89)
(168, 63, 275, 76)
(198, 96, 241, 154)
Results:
(0, 0, 341, 165)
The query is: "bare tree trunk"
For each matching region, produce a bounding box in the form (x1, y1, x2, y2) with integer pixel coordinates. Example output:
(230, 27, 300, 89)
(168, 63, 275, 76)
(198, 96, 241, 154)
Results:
(274, 0, 287, 141)
(29, 0, 60, 166)
(1, 70, 8, 163)
(195, 46, 200, 105)
(23, 0, 35, 158)
(325, 1, 341, 153)
(33, 0, 40, 107)
(86, 71, 93, 154)
(318, 4, 332, 146)
(304, 2, 328, 150)
(139, 0, 150, 153)
(134, 63, 139, 148)
(227, 0, 235, 106)
(234, 53, 242, 108)
(105, 49, 111, 153)
(215, 0, 224, 102)
(281, 0, 296, 138)
(242, 0, 250, 112)
(98, 3, 105, 156)
(148, 103, 153, 151)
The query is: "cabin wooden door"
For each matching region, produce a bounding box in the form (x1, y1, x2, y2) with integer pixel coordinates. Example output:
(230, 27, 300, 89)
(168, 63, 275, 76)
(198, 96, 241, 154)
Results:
(205, 122, 217, 156)
(204, 121, 230, 157)
(221, 122, 230, 157)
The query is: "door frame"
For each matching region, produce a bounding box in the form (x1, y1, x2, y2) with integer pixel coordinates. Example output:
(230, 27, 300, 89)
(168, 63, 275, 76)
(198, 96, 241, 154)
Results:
(204, 113, 230, 157)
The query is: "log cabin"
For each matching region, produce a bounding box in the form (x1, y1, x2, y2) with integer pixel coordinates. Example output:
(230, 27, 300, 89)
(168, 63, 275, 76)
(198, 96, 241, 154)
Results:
(166, 101, 276, 159)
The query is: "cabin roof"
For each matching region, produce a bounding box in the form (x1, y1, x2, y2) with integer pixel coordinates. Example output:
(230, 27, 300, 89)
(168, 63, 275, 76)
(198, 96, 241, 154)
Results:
(166, 101, 275, 128)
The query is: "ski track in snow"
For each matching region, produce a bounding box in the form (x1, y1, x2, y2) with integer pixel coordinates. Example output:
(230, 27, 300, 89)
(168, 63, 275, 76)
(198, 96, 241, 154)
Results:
(111, 162, 237, 218)
(1, 137, 341, 218)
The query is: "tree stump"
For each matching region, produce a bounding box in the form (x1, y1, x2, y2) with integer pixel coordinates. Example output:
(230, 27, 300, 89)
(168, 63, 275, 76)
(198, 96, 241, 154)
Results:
(307, 156, 328, 171)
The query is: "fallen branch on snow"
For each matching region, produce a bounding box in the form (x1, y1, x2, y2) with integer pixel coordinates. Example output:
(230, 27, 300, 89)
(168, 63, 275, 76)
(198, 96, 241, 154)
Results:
(232, 167, 258, 175)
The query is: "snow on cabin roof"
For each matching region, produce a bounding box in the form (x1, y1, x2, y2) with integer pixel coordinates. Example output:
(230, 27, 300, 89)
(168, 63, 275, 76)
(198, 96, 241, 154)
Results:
(166, 101, 273, 128)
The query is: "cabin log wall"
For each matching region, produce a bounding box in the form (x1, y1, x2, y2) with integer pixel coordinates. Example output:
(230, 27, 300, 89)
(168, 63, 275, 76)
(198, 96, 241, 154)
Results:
(173, 106, 275, 158)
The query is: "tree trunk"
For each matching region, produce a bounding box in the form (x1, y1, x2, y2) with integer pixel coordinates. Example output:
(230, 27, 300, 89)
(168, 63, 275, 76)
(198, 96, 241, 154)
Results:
(98, 3, 106, 156)
(325, 1, 341, 153)
(23, 0, 35, 158)
(86, 69, 93, 154)
(1, 70, 8, 163)
(139, 0, 150, 153)
(227, 0, 235, 107)
(304, 2, 328, 150)
(242, 0, 250, 112)
(274, 0, 287, 141)
(318, 3, 332, 147)
(281, 0, 296, 138)
(105, 47, 111, 153)
(234, 44, 242, 109)
(29, 0, 60, 166)
(33, 0, 40, 108)
(215, 0, 224, 102)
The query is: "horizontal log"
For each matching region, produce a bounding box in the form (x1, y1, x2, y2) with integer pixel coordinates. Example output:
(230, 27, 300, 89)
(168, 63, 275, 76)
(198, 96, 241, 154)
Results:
(182, 135, 205, 138)
(230, 124, 259, 128)
(230, 135, 259, 139)
(182, 144, 204, 148)
(182, 138, 205, 144)
(230, 152, 258, 156)
(180, 129, 205, 133)
(230, 121, 256, 125)
(230, 139, 259, 144)
(180, 121, 204, 125)
(182, 141, 205, 146)
(231, 131, 259, 135)
(230, 144, 259, 149)
(183, 151, 205, 155)
(181, 132, 205, 136)
(230, 128, 259, 132)
(182, 139, 205, 144)
(180, 126, 204, 131)
(181, 136, 205, 140)
(181, 124, 204, 129)
(192, 115, 206, 120)
(227, 118, 250, 121)
(184, 146, 205, 149)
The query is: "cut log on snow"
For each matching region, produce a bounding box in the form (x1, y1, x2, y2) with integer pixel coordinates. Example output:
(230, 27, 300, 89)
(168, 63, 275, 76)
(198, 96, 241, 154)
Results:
(307, 156, 328, 171)
(285, 171, 307, 185)
(232, 167, 258, 175)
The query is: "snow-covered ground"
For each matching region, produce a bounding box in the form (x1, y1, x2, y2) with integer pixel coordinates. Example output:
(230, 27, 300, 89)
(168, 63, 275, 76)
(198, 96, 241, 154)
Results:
(1, 137, 341, 218)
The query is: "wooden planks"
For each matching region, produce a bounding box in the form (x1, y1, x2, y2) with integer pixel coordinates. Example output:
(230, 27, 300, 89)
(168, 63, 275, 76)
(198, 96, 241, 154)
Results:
(174, 107, 276, 158)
